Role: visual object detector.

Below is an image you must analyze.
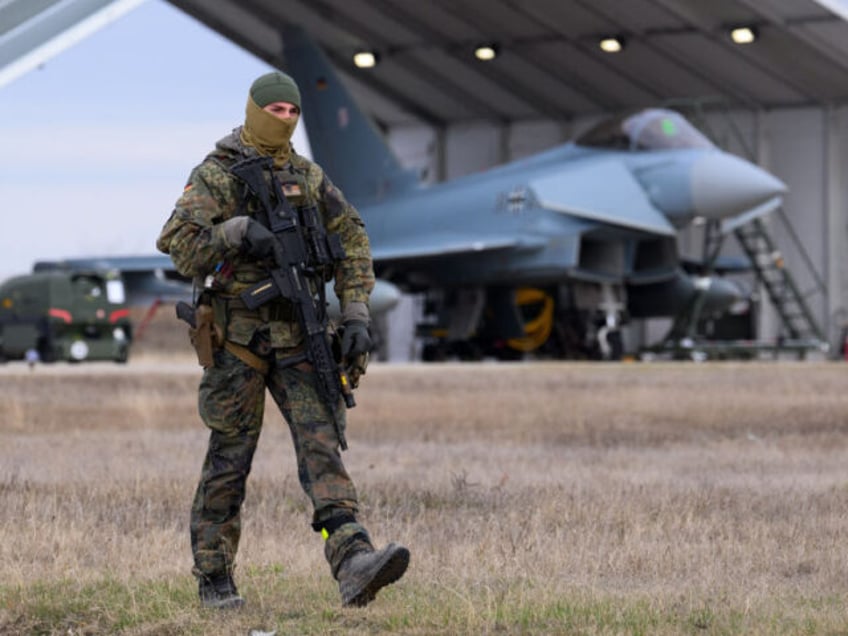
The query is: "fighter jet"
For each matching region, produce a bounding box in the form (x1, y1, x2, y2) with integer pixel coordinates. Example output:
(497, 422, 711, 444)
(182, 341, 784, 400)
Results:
(281, 28, 786, 360)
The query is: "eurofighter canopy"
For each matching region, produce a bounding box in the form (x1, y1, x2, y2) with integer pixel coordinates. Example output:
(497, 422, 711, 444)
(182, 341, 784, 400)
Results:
(576, 109, 715, 152)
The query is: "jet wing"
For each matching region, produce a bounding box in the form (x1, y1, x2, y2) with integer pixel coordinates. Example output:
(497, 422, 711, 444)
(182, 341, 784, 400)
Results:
(529, 159, 677, 237)
(372, 234, 540, 264)
(34, 254, 176, 273)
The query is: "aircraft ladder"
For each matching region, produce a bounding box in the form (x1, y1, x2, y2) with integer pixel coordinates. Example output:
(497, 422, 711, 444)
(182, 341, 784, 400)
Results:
(733, 216, 825, 346)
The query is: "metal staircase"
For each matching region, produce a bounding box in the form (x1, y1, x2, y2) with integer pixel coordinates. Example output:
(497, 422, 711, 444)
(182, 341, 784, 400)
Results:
(652, 212, 828, 359)
(733, 215, 826, 346)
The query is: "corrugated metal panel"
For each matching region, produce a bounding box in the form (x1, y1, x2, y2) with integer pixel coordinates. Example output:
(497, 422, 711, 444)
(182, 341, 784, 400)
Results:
(8, 0, 848, 122)
(161, 0, 848, 120)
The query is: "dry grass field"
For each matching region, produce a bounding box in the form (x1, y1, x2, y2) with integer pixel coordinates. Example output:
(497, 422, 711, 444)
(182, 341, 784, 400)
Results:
(1, 352, 847, 634)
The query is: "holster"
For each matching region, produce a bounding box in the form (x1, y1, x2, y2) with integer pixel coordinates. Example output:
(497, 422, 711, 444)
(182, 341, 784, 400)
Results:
(189, 304, 222, 368)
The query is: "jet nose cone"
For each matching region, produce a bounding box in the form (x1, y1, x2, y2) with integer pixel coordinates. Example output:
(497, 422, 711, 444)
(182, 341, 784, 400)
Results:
(371, 279, 402, 313)
(692, 152, 786, 220)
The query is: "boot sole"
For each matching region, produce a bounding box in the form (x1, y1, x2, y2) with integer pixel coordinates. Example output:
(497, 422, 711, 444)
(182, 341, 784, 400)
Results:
(344, 545, 410, 607)
(201, 595, 245, 610)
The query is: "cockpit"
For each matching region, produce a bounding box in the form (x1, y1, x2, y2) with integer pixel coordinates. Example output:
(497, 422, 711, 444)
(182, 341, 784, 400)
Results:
(575, 108, 715, 151)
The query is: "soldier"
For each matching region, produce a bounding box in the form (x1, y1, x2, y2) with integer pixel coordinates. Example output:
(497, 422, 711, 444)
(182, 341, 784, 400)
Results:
(156, 71, 409, 610)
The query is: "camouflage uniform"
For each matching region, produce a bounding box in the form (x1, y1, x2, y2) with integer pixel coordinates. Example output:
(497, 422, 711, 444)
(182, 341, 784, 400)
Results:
(157, 129, 375, 581)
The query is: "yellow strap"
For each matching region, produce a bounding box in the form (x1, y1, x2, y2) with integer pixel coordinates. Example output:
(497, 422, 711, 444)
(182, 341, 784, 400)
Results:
(224, 340, 270, 375)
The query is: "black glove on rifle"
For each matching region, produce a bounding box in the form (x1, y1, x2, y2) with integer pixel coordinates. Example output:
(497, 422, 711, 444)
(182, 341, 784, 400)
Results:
(243, 218, 284, 265)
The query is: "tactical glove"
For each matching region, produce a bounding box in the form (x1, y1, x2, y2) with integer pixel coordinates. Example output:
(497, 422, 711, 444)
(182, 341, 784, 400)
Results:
(339, 303, 371, 386)
(346, 351, 369, 388)
(341, 321, 370, 388)
(341, 320, 371, 359)
(243, 218, 284, 265)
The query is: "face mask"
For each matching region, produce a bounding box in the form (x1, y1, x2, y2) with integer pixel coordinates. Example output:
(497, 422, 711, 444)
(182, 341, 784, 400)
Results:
(240, 96, 298, 166)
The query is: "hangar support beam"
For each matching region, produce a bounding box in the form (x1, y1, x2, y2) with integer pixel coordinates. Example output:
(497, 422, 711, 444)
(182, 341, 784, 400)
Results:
(0, 0, 144, 88)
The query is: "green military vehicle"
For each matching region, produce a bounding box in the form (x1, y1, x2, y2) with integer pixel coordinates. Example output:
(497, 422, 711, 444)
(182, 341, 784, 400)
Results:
(0, 269, 132, 363)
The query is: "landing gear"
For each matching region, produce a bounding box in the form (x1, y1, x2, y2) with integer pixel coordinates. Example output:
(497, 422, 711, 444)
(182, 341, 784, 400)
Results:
(420, 339, 499, 362)
(421, 341, 447, 362)
(416, 282, 628, 361)
(597, 326, 624, 360)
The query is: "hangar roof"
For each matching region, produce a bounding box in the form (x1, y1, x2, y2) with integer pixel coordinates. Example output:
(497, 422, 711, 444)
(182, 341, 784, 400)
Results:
(166, 0, 848, 126)
(5, 0, 847, 126)
(164, 0, 848, 124)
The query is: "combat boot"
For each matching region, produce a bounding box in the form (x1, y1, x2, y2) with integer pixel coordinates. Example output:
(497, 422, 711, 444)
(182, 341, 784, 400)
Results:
(337, 542, 410, 607)
(197, 572, 245, 610)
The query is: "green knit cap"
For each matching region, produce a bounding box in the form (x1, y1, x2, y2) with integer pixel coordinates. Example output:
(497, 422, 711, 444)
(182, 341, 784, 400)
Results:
(250, 71, 301, 109)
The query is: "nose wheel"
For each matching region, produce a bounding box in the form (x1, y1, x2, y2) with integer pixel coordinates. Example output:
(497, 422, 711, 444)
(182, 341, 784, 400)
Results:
(597, 326, 623, 360)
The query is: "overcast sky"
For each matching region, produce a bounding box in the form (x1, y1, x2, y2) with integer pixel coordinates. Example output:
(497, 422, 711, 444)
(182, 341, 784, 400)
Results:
(0, 0, 312, 279)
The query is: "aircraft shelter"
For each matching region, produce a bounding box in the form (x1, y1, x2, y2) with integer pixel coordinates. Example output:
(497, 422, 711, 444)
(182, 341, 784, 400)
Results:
(4, 0, 848, 357)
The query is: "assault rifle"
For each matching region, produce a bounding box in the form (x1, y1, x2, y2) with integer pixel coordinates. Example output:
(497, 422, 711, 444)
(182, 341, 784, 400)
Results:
(231, 156, 354, 449)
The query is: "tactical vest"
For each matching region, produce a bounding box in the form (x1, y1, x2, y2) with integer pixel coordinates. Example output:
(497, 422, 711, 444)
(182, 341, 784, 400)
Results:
(203, 156, 337, 297)
(203, 154, 344, 349)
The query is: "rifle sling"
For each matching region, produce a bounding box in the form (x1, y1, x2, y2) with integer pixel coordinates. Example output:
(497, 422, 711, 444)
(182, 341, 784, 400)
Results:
(222, 340, 312, 377)
(223, 340, 269, 375)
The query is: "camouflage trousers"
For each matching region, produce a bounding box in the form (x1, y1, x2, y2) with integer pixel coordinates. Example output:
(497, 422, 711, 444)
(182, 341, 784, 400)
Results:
(190, 346, 372, 580)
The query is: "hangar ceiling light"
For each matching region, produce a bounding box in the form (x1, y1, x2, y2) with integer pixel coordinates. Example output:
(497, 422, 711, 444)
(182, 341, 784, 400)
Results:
(353, 50, 379, 68)
(599, 36, 625, 53)
(730, 26, 758, 44)
(474, 44, 499, 61)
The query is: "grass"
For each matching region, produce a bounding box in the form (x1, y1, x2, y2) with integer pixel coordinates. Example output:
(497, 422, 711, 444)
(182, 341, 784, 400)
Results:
(1, 360, 848, 634)
(3, 575, 844, 635)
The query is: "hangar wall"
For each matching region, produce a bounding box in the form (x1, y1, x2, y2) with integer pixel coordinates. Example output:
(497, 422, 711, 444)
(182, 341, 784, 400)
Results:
(381, 106, 848, 360)
(700, 106, 848, 352)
